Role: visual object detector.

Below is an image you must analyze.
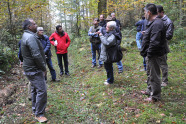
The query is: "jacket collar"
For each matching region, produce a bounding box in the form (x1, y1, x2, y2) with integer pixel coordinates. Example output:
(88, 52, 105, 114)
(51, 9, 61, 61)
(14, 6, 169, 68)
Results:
(24, 30, 38, 38)
(55, 31, 65, 37)
(146, 16, 160, 27)
(161, 15, 168, 21)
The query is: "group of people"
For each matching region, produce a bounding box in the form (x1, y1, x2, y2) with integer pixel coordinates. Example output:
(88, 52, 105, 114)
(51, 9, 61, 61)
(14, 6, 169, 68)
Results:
(19, 19, 71, 122)
(18, 3, 174, 123)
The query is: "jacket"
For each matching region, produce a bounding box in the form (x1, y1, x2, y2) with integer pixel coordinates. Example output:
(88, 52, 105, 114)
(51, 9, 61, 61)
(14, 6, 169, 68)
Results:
(18, 40, 23, 62)
(99, 30, 117, 62)
(21, 30, 46, 73)
(113, 19, 121, 29)
(38, 35, 52, 58)
(99, 20, 106, 27)
(161, 15, 174, 53)
(135, 19, 145, 32)
(49, 31, 71, 54)
(88, 25, 102, 44)
(140, 17, 166, 58)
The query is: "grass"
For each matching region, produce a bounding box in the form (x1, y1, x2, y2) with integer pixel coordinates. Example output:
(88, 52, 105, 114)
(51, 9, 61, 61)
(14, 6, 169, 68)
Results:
(0, 36, 185, 124)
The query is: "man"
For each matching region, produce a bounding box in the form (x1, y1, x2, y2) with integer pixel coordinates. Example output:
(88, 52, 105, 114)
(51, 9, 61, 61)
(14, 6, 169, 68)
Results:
(99, 21, 118, 85)
(100, 16, 123, 73)
(135, 16, 145, 50)
(99, 14, 106, 27)
(21, 19, 47, 122)
(88, 18, 103, 68)
(37, 27, 60, 82)
(156, 5, 174, 87)
(49, 25, 71, 76)
(111, 13, 121, 30)
(140, 4, 166, 102)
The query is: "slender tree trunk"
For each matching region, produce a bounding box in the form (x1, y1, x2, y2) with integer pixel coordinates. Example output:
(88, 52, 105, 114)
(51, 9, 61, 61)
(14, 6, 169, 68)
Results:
(98, 0, 107, 15)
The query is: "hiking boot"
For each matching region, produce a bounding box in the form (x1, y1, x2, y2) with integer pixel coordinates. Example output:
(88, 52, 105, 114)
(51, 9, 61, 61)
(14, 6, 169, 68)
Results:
(91, 64, 96, 68)
(51, 79, 60, 82)
(161, 82, 168, 87)
(144, 97, 158, 102)
(60, 72, 63, 77)
(35, 116, 48, 123)
(65, 72, 70, 76)
(104, 81, 112, 85)
(98, 65, 103, 68)
(118, 70, 123, 74)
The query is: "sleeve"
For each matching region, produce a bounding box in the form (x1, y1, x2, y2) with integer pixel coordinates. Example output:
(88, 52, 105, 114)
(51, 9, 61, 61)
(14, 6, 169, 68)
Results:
(166, 22, 174, 40)
(100, 34, 116, 47)
(27, 36, 46, 71)
(18, 40, 23, 62)
(49, 33, 55, 46)
(88, 27, 96, 36)
(65, 33, 71, 48)
(135, 21, 141, 26)
(44, 35, 51, 54)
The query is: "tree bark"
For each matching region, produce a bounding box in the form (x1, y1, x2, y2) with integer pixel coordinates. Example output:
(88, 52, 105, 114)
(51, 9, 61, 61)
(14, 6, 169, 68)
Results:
(98, 0, 107, 16)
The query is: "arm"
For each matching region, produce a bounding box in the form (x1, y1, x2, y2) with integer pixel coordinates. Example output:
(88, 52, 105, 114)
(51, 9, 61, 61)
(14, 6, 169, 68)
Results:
(49, 33, 55, 46)
(88, 26, 96, 36)
(100, 34, 116, 47)
(18, 40, 23, 62)
(28, 36, 46, 72)
(135, 20, 141, 26)
(166, 22, 174, 40)
(43, 35, 51, 55)
(65, 33, 71, 47)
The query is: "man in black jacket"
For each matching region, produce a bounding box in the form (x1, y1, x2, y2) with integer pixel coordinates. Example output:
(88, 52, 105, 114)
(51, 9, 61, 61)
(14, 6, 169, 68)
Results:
(99, 14, 106, 27)
(156, 5, 174, 87)
(111, 13, 121, 30)
(140, 3, 166, 102)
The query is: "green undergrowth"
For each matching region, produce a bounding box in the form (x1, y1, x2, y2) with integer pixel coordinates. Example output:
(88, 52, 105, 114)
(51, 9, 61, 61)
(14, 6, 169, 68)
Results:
(1, 36, 185, 123)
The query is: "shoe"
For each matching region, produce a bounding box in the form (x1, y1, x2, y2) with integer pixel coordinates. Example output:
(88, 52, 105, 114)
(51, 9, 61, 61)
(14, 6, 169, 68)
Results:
(144, 97, 158, 102)
(65, 72, 70, 76)
(35, 116, 48, 123)
(161, 82, 168, 87)
(141, 90, 150, 96)
(104, 81, 111, 85)
(60, 72, 63, 76)
(51, 79, 60, 82)
(91, 65, 96, 68)
(118, 70, 123, 74)
(98, 65, 103, 68)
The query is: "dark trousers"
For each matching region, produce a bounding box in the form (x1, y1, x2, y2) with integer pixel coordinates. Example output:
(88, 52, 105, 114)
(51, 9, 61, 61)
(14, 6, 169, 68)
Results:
(46, 57, 56, 80)
(26, 71, 47, 117)
(57, 53, 69, 74)
(104, 62, 114, 83)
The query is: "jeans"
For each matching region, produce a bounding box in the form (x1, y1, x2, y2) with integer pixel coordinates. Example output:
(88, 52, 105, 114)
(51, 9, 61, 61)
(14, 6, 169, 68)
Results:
(136, 32, 142, 49)
(91, 43, 103, 65)
(104, 62, 114, 84)
(46, 57, 56, 80)
(116, 61, 123, 71)
(26, 71, 47, 117)
(57, 53, 69, 74)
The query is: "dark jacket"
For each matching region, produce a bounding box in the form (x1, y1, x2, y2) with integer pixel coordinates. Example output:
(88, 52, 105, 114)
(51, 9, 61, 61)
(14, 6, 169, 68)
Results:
(21, 30, 46, 72)
(135, 19, 145, 32)
(113, 19, 121, 29)
(140, 17, 166, 58)
(18, 40, 23, 62)
(162, 15, 174, 40)
(99, 20, 106, 27)
(38, 35, 52, 58)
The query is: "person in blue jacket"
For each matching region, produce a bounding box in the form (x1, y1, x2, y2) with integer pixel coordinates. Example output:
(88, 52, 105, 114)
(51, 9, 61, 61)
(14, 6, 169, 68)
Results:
(37, 27, 59, 82)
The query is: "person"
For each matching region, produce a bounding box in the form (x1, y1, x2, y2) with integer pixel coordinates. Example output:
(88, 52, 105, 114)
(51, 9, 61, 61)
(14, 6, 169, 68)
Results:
(156, 5, 174, 87)
(100, 16, 123, 73)
(111, 13, 121, 30)
(88, 18, 103, 68)
(99, 14, 106, 27)
(18, 40, 32, 101)
(21, 18, 47, 122)
(99, 21, 118, 85)
(140, 3, 166, 102)
(37, 27, 60, 82)
(49, 25, 71, 76)
(135, 16, 145, 50)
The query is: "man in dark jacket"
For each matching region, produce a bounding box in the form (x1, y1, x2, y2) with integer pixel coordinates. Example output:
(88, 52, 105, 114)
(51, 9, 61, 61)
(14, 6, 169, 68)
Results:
(99, 14, 106, 27)
(140, 4, 166, 102)
(157, 5, 174, 87)
(135, 16, 145, 50)
(88, 18, 103, 68)
(111, 13, 121, 30)
(37, 27, 59, 82)
(21, 19, 47, 122)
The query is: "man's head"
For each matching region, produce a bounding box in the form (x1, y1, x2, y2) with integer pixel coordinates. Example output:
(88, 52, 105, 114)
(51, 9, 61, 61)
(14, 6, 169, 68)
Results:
(144, 3, 157, 21)
(56, 25, 63, 33)
(37, 27, 44, 36)
(93, 18, 99, 25)
(106, 21, 116, 32)
(100, 15, 104, 21)
(23, 19, 37, 33)
(156, 5, 164, 18)
(111, 13, 116, 20)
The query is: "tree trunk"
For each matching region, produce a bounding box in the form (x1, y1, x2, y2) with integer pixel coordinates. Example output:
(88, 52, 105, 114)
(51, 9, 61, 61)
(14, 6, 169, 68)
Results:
(98, 0, 107, 16)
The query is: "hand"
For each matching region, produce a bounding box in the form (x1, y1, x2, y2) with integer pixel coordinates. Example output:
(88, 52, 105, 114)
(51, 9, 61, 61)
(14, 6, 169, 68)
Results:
(99, 33, 103, 36)
(19, 62, 23, 67)
(141, 31, 145, 35)
(96, 31, 100, 34)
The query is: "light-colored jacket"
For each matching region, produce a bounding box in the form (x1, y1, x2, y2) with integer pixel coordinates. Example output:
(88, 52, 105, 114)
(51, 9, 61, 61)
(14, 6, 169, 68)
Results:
(21, 30, 46, 73)
(99, 33, 116, 62)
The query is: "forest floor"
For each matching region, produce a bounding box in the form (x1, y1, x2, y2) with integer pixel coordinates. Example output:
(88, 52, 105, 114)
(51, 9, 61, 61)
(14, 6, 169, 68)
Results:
(0, 40, 185, 124)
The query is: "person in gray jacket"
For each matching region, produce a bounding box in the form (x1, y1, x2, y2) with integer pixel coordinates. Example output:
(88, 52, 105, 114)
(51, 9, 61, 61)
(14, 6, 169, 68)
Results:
(99, 21, 117, 85)
(21, 19, 47, 123)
